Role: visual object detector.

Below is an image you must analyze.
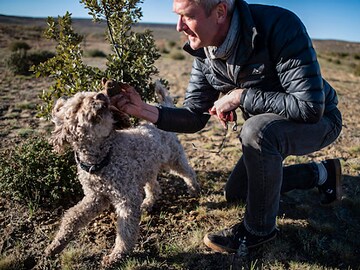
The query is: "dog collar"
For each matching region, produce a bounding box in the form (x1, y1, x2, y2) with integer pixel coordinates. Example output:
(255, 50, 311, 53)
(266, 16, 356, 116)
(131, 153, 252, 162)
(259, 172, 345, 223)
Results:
(74, 149, 111, 174)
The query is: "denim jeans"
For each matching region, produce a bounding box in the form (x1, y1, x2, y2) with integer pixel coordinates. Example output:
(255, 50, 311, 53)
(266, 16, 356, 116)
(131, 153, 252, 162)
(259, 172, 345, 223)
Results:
(224, 108, 342, 236)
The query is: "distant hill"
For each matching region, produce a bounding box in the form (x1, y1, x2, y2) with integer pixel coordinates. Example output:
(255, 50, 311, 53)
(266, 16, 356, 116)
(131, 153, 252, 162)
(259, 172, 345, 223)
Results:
(0, 14, 179, 41)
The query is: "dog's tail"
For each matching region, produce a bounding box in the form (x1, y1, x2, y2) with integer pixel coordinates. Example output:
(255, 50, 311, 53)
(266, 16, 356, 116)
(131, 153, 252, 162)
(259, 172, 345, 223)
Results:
(154, 80, 175, 108)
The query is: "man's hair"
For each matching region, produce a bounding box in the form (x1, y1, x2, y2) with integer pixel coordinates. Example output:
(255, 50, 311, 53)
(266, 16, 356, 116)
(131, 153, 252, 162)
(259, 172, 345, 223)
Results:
(193, 0, 235, 17)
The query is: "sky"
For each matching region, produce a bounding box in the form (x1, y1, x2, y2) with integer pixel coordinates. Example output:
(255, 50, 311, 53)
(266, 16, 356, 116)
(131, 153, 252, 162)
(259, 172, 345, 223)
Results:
(1, 0, 360, 43)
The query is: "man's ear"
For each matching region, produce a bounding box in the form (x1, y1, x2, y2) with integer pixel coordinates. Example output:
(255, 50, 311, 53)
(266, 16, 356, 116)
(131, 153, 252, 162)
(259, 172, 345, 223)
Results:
(216, 2, 228, 24)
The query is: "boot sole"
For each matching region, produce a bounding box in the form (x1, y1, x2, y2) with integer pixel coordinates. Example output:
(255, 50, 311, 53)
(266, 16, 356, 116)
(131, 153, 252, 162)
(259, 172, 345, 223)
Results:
(321, 159, 343, 206)
(334, 158, 343, 202)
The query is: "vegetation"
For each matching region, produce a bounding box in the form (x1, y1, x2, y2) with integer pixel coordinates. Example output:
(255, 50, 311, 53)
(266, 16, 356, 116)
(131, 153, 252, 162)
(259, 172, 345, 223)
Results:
(6, 40, 55, 75)
(9, 41, 31, 52)
(85, 49, 107, 57)
(170, 51, 186, 60)
(0, 136, 81, 210)
(33, 0, 160, 119)
(354, 64, 360, 76)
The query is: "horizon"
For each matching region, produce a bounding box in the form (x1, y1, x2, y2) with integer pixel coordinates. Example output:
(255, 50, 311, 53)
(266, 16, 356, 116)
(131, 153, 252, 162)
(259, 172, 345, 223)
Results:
(0, 0, 360, 43)
(0, 13, 357, 44)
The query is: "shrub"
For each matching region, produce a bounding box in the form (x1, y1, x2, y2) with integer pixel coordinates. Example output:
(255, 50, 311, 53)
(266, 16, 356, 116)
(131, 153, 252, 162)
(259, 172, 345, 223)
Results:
(170, 51, 185, 60)
(160, 47, 170, 54)
(0, 136, 82, 209)
(6, 50, 29, 75)
(9, 41, 31, 52)
(33, 0, 161, 120)
(354, 64, 360, 76)
(86, 49, 107, 58)
(168, 40, 177, 48)
(6, 50, 55, 75)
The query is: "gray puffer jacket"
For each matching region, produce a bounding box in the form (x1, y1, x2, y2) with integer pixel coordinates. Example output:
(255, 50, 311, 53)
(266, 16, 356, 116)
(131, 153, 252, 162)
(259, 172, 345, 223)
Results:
(156, 0, 338, 133)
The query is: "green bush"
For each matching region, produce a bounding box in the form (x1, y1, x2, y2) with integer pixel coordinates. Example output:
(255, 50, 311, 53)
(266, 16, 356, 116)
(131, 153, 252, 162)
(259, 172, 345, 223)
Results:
(168, 40, 177, 48)
(170, 51, 185, 60)
(9, 41, 31, 52)
(0, 136, 82, 209)
(33, 1, 161, 119)
(86, 49, 107, 58)
(354, 64, 360, 76)
(6, 50, 29, 75)
(6, 50, 55, 75)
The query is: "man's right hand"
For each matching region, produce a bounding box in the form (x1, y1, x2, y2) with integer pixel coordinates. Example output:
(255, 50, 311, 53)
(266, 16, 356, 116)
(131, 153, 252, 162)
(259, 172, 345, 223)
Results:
(110, 83, 160, 123)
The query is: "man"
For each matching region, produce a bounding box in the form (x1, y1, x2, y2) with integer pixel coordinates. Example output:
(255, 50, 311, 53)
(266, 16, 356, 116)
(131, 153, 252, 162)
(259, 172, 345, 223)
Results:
(113, 0, 342, 253)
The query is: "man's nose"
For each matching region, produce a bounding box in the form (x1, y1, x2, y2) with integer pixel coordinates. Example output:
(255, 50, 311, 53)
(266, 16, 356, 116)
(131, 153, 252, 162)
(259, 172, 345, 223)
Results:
(176, 16, 188, 32)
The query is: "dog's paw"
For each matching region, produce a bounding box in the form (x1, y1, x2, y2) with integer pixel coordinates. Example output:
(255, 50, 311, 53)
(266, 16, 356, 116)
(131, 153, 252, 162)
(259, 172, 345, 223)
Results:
(45, 240, 66, 257)
(140, 199, 155, 213)
(44, 244, 58, 257)
(188, 183, 201, 197)
(101, 253, 123, 269)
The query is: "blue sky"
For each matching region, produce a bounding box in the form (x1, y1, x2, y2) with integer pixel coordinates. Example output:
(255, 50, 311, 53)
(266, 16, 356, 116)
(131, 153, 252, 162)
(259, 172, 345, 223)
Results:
(1, 0, 360, 42)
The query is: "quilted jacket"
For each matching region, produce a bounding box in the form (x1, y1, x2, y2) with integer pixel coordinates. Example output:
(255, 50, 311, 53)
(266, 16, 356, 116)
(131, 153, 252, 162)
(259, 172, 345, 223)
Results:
(156, 0, 339, 133)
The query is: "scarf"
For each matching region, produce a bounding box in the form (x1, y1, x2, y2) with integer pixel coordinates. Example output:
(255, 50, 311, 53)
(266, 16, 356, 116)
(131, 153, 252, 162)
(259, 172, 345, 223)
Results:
(204, 7, 240, 60)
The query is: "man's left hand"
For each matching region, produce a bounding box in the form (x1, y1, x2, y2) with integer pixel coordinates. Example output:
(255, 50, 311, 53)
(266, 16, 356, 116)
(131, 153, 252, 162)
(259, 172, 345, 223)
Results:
(209, 89, 243, 129)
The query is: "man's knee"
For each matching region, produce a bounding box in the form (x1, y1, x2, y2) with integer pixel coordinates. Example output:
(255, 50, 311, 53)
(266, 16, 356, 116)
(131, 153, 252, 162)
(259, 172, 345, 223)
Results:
(240, 114, 284, 149)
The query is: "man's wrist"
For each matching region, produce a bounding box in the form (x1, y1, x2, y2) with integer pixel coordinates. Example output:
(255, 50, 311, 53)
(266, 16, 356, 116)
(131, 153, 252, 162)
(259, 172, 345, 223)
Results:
(140, 103, 159, 123)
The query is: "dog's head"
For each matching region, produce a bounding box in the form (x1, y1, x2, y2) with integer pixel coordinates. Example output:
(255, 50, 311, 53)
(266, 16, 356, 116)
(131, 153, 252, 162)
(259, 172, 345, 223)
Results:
(50, 91, 116, 153)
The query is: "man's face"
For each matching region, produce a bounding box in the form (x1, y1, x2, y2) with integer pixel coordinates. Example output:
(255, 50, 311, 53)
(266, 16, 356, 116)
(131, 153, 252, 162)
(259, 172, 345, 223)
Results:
(173, 0, 223, 50)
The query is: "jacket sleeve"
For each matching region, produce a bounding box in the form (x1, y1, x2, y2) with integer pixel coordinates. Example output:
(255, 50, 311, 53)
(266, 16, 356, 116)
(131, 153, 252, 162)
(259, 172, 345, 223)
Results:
(155, 58, 219, 133)
(155, 106, 210, 133)
(241, 10, 325, 123)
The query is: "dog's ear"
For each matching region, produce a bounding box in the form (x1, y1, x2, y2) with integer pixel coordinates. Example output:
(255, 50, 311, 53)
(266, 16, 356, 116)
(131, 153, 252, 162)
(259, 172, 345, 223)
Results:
(49, 125, 70, 153)
(49, 97, 70, 153)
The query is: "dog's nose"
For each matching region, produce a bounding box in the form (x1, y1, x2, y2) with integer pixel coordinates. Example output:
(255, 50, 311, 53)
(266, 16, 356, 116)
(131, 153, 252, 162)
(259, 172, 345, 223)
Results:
(95, 93, 107, 102)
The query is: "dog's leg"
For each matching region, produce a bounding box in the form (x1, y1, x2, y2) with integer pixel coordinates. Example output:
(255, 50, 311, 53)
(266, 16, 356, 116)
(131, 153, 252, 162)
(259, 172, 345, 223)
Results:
(45, 195, 109, 256)
(102, 199, 142, 267)
(141, 176, 161, 212)
(169, 153, 200, 197)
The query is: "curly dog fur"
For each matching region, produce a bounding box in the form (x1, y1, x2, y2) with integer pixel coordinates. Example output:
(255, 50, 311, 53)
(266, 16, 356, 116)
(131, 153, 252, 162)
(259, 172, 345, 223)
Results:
(45, 81, 200, 267)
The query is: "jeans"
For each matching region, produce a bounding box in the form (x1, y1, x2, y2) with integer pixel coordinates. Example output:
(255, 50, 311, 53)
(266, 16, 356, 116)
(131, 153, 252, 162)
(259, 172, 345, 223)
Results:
(224, 108, 342, 236)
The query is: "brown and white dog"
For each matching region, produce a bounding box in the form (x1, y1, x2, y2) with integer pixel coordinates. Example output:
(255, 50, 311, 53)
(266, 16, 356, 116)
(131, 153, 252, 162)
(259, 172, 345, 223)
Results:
(45, 79, 199, 267)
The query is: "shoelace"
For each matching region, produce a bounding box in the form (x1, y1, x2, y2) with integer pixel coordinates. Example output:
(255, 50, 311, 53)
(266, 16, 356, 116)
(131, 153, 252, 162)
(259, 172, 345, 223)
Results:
(237, 237, 249, 256)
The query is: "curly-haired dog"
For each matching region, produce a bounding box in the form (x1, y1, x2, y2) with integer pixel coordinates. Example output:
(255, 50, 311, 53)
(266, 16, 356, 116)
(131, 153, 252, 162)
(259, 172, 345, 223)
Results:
(45, 80, 200, 267)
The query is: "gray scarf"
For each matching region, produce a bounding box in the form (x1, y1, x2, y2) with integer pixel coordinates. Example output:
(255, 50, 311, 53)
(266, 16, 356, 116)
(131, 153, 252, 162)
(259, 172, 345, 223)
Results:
(204, 8, 240, 60)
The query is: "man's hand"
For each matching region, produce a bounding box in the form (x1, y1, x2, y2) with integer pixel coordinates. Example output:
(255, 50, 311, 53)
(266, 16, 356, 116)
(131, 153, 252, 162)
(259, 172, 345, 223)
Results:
(209, 89, 243, 129)
(110, 83, 159, 123)
(110, 83, 143, 118)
